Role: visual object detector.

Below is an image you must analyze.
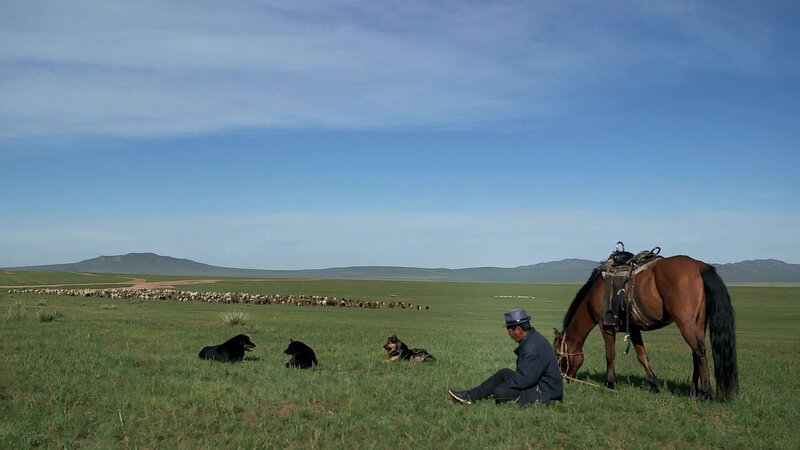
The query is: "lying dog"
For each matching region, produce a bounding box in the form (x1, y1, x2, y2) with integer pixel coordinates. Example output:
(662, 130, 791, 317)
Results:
(383, 335, 435, 362)
(284, 340, 318, 369)
(198, 334, 255, 362)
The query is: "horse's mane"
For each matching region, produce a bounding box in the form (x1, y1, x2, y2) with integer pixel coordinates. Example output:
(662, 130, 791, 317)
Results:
(562, 267, 601, 330)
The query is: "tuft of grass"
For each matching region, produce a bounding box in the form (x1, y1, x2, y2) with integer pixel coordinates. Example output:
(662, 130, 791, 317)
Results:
(99, 304, 117, 310)
(36, 309, 62, 322)
(7, 300, 26, 320)
(221, 311, 249, 326)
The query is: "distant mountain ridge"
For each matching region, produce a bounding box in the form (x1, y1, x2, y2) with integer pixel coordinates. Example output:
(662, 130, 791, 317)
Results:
(3, 252, 799, 283)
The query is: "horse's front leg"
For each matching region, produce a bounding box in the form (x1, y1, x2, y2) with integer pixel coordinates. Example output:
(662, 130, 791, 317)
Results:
(629, 329, 661, 393)
(601, 327, 617, 389)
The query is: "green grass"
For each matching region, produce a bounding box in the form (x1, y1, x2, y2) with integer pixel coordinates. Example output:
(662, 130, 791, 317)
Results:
(0, 270, 134, 286)
(1, 274, 798, 448)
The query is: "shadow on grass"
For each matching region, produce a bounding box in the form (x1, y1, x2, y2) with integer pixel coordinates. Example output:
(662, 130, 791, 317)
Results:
(579, 372, 692, 397)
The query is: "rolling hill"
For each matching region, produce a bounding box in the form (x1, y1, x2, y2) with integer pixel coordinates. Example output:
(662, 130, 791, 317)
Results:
(4, 252, 800, 283)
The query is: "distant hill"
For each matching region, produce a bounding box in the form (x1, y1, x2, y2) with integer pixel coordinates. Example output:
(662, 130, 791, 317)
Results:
(0, 253, 600, 283)
(713, 259, 800, 283)
(5, 253, 242, 277)
(3, 253, 799, 284)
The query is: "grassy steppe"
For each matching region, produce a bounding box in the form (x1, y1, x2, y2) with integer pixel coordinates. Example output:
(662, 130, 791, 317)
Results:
(1, 273, 798, 449)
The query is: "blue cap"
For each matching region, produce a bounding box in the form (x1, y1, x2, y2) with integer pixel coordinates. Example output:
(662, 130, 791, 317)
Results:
(504, 309, 531, 327)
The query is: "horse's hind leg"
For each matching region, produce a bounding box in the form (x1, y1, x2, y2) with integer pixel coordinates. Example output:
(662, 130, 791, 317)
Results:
(629, 329, 660, 393)
(601, 328, 618, 389)
(676, 320, 713, 400)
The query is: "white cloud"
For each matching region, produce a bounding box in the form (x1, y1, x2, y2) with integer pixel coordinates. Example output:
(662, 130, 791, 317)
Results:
(0, 1, 786, 137)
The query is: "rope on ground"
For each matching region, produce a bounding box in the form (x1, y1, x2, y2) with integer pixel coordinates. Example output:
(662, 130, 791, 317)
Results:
(562, 374, 619, 393)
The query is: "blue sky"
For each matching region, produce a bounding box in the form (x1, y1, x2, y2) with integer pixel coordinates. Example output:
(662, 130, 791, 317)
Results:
(1, 1, 798, 269)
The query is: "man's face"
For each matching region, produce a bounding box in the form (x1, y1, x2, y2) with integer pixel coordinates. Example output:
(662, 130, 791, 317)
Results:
(506, 325, 526, 342)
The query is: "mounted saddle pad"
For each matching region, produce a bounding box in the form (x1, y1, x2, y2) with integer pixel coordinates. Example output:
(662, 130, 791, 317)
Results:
(599, 245, 662, 327)
(610, 251, 634, 266)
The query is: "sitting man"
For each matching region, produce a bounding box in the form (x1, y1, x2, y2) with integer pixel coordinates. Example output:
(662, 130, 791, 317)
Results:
(449, 309, 563, 405)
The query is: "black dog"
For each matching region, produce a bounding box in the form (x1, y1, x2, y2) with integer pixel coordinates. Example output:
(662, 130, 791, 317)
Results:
(198, 334, 256, 362)
(284, 340, 318, 369)
(383, 335, 435, 362)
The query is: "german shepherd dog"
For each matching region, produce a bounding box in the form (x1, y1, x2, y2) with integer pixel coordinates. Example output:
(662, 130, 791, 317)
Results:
(198, 334, 255, 362)
(284, 339, 318, 369)
(383, 335, 435, 362)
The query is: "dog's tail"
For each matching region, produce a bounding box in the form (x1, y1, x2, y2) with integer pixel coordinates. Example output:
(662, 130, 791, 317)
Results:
(411, 348, 436, 362)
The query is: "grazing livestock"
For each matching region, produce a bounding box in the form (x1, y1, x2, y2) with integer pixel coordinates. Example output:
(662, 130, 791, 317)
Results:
(11, 288, 429, 310)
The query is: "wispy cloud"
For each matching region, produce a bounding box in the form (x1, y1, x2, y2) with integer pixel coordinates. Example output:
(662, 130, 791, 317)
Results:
(0, 0, 787, 137)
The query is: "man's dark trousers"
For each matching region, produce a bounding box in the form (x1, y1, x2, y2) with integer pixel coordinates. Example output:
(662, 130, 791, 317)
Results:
(468, 368, 528, 404)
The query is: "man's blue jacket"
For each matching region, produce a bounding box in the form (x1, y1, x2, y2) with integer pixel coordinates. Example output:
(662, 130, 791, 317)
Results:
(505, 328, 564, 404)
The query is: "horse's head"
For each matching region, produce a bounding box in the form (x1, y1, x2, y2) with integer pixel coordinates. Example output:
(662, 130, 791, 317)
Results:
(553, 328, 584, 379)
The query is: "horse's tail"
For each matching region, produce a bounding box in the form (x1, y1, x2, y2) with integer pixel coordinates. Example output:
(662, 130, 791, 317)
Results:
(702, 265, 739, 401)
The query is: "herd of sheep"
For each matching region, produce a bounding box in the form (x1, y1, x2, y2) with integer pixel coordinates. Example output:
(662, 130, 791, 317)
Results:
(8, 287, 429, 310)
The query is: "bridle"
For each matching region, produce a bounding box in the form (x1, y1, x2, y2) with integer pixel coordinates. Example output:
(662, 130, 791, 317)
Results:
(554, 331, 583, 378)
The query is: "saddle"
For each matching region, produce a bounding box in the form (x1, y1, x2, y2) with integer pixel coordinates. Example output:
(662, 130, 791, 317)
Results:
(600, 242, 662, 327)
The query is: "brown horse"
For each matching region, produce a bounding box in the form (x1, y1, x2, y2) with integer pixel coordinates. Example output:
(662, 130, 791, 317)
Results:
(553, 255, 738, 400)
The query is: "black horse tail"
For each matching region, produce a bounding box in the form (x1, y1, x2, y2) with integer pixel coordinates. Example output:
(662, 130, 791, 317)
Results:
(702, 265, 739, 400)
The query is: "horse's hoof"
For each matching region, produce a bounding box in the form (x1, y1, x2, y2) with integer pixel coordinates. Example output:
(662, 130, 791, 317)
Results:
(691, 389, 712, 401)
